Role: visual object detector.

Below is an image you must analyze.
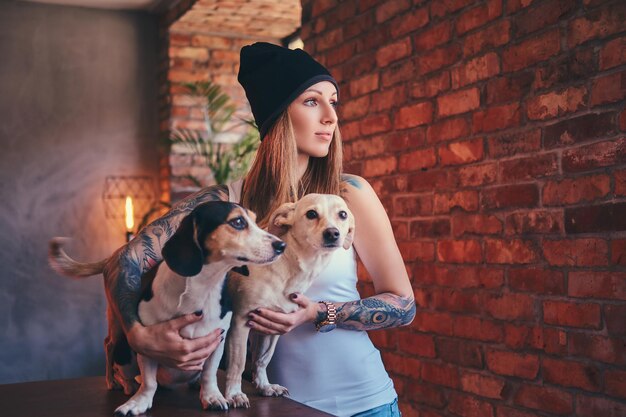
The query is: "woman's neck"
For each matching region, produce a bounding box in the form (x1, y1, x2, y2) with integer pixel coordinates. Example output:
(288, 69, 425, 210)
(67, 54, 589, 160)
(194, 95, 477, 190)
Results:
(297, 153, 309, 182)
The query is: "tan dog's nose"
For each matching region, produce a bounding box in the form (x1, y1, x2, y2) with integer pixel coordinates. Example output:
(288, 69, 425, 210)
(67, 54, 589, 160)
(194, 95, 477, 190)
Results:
(272, 241, 286, 255)
(323, 227, 340, 245)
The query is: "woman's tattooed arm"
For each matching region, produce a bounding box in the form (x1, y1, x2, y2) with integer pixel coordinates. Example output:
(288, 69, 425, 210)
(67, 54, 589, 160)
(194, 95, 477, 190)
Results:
(104, 185, 229, 332)
(317, 293, 416, 331)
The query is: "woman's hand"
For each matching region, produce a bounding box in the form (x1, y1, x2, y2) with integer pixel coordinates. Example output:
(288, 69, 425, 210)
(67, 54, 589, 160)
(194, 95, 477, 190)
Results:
(246, 293, 321, 335)
(127, 312, 224, 371)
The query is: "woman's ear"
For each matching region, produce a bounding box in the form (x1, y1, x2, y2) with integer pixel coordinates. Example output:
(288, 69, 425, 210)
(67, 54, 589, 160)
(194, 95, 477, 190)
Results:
(268, 202, 296, 237)
(343, 209, 356, 250)
(162, 214, 204, 277)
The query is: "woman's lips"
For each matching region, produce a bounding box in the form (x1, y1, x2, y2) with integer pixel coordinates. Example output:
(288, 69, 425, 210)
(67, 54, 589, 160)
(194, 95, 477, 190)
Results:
(315, 132, 332, 139)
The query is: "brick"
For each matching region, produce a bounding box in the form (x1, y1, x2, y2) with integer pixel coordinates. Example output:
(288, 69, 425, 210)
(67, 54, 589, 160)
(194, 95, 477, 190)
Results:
(543, 239, 608, 266)
(168, 70, 209, 83)
(349, 73, 379, 97)
(411, 310, 454, 335)
(398, 332, 436, 357)
(426, 117, 470, 143)
(504, 324, 568, 355)
(398, 148, 437, 172)
(472, 103, 520, 133)
(439, 138, 484, 166)
(486, 71, 533, 105)
(544, 357, 601, 392)
(409, 219, 451, 238)
(394, 102, 434, 129)
(169, 32, 191, 46)
(487, 129, 540, 157)
(455, 0, 502, 35)
(526, 86, 587, 120)
(363, 155, 397, 177)
(387, 129, 427, 151)
(543, 174, 610, 206)
(500, 153, 558, 182)
(514, 384, 573, 415)
(360, 113, 392, 136)
(544, 112, 616, 149)
(376, 37, 412, 67)
(486, 350, 539, 379)
(169, 46, 209, 61)
(514, 0, 575, 36)
(375, 0, 411, 23)
(344, 136, 385, 159)
(569, 333, 626, 365)
(456, 162, 498, 187)
(485, 239, 538, 264)
(563, 138, 626, 173)
(606, 369, 626, 399)
(389, 7, 429, 38)
(543, 300, 601, 329)
(452, 53, 500, 88)
(454, 316, 504, 342)
(494, 406, 537, 417)
(437, 88, 480, 117)
(344, 12, 374, 39)
(461, 372, 506, 399)
(576, 395, 626, 417)
(568, 3, 626, 47)
(421, 362, 459, 388)
(590, 69, 626, 106)
(600, 36, 626, 70)
(413, 20, 451, 52)
(481, 184, 538, 210)
(448, 392, 494, 417)
(433, 266, 504, 290)
(408, 170, 448, 192)
(381, 352, 421, 378)
(621, 109, 626, 131)
(398, 241, 435, 262)
(565, 202, 626, 234)
(429, 288, 482, 314)
(431, 0, 475, 18)
(484, 293, 534, 320)
(416, 43, 462, 76)
(505, 210, 563, 235)
(452, 213, 502, 236)
(340, 95, 370, 120)
(381, 60, 415, 87)
(502, 28, 560, 72)
(317, 28, 343, 52)
(569, 271, 626, 301)
(411, 71, 451, 99)
(407, 382, 446, 408)
(438, 339, 483, 368)
(437, 240, 482, 263)
(612, 239, 626, 266)
(509, 268, 565, 295)
(463, 20, 510, 57)
(371, 85, 407, 113)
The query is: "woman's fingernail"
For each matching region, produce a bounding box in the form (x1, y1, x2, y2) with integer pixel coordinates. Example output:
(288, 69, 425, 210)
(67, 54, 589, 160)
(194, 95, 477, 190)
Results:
(255, 308, 261, 314)
(247, 321, 254, 327)
(290, 293, 297, 300)
(194, 310, 203, 316)
(220, 329, 225, 334)
(248, 313, 254, 319)
(220, 335, 224, 342)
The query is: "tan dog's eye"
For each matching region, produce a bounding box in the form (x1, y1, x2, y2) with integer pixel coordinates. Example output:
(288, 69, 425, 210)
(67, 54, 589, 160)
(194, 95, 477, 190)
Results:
(228, 217, 248, 230)
(306, 210, 318, 219)
(338, 210, 347, 220)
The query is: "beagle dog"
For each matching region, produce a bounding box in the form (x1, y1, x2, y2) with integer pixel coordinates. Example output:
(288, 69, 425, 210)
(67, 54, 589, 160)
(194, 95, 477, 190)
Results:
(224, 194, 355, 408)
(49, 201, 285, 415)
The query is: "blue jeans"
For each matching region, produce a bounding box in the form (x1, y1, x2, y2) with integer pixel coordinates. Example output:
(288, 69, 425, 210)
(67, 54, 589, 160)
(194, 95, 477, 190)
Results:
(351, 398, 401, 417)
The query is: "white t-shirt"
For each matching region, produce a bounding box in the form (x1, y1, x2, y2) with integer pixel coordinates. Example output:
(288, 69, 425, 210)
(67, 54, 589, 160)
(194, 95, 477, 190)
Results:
(227, 180, 397, 417)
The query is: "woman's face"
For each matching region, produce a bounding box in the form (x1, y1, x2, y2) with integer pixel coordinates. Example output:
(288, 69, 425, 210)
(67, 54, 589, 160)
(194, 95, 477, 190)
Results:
(287, 81, 338, 158)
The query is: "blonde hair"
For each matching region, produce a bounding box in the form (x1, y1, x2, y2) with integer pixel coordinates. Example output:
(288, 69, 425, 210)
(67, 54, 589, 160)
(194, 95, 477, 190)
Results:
(241, 111, 343, 228)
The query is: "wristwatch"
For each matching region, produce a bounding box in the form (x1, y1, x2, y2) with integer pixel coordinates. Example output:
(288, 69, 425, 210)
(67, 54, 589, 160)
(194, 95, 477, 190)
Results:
(315, 301, 337, 333)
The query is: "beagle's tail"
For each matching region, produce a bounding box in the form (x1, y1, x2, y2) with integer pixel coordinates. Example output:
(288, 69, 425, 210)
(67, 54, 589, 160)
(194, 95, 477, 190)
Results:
(48, 237, 107, 278)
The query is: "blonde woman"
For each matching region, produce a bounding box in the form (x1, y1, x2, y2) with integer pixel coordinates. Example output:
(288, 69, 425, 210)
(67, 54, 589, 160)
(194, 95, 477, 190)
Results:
(110, 42, 415, 417)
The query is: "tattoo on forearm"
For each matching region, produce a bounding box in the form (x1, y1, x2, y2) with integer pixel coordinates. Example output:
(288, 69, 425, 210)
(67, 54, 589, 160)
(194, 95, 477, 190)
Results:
(336, 293, 416, 331)
(108, 184, 229, 329)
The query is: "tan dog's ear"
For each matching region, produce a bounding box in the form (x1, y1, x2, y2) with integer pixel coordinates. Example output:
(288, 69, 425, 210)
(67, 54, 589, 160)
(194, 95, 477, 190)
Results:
(343, 210, 356, 250)
(268, 202, 296, 237)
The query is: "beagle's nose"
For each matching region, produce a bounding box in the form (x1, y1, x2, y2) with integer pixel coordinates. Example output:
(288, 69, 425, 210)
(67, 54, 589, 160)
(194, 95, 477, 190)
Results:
(272, 240, 286, 254)
(323, 228, 340, 244)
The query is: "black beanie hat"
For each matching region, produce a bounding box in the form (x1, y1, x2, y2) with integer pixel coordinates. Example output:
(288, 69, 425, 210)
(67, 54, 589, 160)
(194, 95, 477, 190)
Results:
(237, 42, 339, 140)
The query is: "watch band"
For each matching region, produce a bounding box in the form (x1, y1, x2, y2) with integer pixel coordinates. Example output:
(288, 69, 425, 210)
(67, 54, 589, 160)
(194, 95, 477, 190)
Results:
(316, 301, 337, 332)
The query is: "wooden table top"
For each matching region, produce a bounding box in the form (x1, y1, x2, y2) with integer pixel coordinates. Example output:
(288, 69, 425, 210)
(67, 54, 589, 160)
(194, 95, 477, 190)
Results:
(0, 372, 336, 417)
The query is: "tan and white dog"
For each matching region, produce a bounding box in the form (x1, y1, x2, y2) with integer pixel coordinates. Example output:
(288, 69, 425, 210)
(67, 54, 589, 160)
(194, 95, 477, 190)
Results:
(49, 201, 285, 416)
(224, 193, 355, 408)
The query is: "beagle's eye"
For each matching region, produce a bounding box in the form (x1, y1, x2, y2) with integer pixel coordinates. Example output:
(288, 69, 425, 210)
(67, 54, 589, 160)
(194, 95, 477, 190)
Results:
(228, 217, 247, 230)
(305, 210, 318, 220)
(338, 210, 348, 220)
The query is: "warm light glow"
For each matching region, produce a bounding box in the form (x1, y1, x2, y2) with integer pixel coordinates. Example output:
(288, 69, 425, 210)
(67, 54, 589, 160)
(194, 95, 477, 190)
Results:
(125, 196, 134, 232)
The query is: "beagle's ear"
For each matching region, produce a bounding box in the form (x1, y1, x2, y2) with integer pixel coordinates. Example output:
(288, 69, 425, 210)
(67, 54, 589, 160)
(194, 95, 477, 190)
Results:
(162, 214, 204, 277)
(343, 210, 356, 250)
(268, 202, 296, 237)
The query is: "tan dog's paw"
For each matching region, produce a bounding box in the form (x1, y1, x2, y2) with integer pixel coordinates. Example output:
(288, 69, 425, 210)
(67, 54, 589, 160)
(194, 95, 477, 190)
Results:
(114, 395, 153, 416)
(258, 384, 289, 397)
(200, 391, 229, 411)
(227, 392, 250, 409)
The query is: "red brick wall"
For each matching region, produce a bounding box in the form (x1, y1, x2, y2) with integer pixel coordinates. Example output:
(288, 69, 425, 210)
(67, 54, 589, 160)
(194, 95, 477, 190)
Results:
(300, 1, 626, 416)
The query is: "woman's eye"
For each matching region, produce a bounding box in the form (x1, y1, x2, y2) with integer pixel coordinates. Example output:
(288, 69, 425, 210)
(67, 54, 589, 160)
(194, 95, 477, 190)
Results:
(331, 101, 339, 108)
(229, 217, 247, 230)
(306, 210, 318, 220)
(304, 98, 316, 106)
(338, 211, 347, 220)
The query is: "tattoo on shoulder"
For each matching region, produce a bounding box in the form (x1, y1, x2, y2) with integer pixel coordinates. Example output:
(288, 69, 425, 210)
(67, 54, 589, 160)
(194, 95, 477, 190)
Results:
(341, 174, 363, 190)
(337, 294, 416, 331)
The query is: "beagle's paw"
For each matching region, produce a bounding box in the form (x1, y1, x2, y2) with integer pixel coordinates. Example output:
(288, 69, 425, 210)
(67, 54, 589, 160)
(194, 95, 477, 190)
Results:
(258, 383, 290, 397)
(227, 392, 250, 409)
(200, 390, 229, 411)
(114, 394, 153, 416)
